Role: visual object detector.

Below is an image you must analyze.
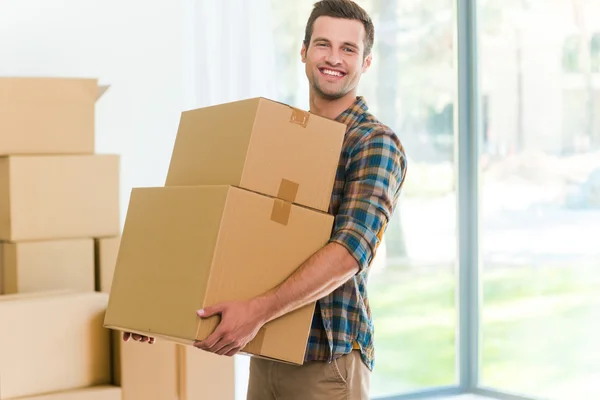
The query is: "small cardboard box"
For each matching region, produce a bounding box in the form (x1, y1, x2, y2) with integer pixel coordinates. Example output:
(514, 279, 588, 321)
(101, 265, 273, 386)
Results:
(105, 185, 333, 365)
(0, 238, 95, 294)
(0, 77, 107, 155)
(165, 97, 346, 212)
(0, 154, 120, 241)
(13, 386, 121, 400)
(112, 333, 234, 400)
(0, 291, 112, 399)
(94, 236, 121, 293)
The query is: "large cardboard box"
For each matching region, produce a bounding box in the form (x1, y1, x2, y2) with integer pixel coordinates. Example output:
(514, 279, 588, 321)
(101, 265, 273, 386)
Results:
(94, 236, 121, 293)
(112, 333, 234, 400)
(14, 386, 121, 400)
(0, 238, 95, 294)
(0, 77, 107, 155)
(165, 97, 345, 212)
(105, 185, 333, 364)
(0, 291, 112, 399)
(0, 154, 120, 241)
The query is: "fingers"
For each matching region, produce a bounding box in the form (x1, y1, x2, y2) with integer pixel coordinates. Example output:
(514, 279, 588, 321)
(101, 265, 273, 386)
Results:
(195, 337, 242, 357)
(215, 340, 241, 356)
(123, 332, 155, 344)
(194, 329, 244, 357)
(196, 303, 224, 318)
(225, 347, 241, 357)
(195, 329, 224, 351)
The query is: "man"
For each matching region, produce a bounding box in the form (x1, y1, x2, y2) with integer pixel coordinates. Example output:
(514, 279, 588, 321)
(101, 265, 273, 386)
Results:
(124, 0, 406, 398)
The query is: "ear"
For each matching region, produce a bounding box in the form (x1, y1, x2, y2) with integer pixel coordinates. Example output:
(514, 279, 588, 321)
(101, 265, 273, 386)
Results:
(362, 53, 372, 73)
(300, 43, 307, 63)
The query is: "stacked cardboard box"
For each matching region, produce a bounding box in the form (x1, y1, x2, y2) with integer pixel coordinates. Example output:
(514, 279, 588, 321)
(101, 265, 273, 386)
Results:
(0, 77, 121, 398)
(104, 98, 346, 368)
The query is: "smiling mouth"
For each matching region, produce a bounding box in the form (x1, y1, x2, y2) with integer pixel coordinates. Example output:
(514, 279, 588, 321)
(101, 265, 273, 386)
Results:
(319, 68, 346, 79)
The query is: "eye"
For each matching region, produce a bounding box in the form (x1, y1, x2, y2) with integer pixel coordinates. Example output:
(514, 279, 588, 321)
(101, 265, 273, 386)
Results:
(344, 47, 355, 53)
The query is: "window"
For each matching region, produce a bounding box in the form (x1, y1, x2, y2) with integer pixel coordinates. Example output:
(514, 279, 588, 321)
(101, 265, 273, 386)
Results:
(265, 0, 600, 398)
(479, 0, 600, 398)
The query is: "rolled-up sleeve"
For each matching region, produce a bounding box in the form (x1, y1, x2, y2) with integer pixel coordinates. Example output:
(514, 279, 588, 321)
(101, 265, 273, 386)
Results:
(329, 130, 406, 272)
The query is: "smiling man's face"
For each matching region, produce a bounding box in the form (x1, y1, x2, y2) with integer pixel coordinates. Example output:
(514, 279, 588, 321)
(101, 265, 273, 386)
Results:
(301, 16, 372, 101)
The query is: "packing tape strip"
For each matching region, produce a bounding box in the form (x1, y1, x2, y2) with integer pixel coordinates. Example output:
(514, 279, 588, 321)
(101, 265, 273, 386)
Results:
(277, 178, 299, 203)
(271, 199, 292, 226)
(289, 107, 310, 127)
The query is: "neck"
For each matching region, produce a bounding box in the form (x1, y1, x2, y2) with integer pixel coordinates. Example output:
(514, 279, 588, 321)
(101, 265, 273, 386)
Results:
(309, 89, 357, 120)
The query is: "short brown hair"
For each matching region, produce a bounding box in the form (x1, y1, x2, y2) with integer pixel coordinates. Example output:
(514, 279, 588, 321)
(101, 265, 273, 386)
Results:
(303, 0, 375, 57)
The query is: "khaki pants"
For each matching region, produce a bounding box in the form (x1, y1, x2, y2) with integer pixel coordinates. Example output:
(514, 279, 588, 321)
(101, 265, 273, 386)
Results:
(246, 350, 370, 400)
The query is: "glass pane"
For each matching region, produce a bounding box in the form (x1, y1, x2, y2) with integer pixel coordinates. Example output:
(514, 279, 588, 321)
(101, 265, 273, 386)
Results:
(479, 0, 600, 398)
(270, 0, 458, 397)
(361, 1, 458, 395)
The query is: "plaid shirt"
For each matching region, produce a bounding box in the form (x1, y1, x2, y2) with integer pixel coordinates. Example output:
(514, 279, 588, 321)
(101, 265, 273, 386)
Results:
(304, 96, 407, 371)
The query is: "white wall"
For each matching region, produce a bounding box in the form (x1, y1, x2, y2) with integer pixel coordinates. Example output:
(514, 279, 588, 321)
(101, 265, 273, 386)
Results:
(0, 0, 195, 224)
(0, 1, 278, 397)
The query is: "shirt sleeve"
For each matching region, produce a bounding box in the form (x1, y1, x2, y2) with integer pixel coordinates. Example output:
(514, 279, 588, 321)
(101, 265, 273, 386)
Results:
(328, 129, 406, 272)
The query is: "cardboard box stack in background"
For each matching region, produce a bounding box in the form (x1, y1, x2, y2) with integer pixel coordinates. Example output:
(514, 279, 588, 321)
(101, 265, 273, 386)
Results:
(105, 98, 346, 367)
(0, 77, 123, 399)
(0, 78, 289, 400)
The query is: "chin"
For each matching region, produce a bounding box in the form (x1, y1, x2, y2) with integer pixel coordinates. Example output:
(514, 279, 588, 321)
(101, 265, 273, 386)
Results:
(321, 89, 349, 101)
(313, 85, 346, 101)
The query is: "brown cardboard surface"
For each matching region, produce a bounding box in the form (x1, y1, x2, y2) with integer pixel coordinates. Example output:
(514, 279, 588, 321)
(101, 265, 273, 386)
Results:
(165, 97, 345, 212)
(105, 185, 332, 364)
(13, 386, 121, 400)
(0, 291, 112, 399)
(112, 331, 235, 400)
(0, 155, 120, 241)
(178, 345, 235, 400)
(0, 238, 94, 294)
(0, 77, 107, 155)
(118, 336, 179, 400)
(94, 236, 121, 293)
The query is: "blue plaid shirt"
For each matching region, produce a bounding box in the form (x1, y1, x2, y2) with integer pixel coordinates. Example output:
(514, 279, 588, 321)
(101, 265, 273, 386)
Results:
(304, 96, 407, 371)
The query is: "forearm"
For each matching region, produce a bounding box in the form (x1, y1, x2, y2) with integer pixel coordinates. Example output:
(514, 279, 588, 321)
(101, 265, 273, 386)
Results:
(255, 242, 359, 324)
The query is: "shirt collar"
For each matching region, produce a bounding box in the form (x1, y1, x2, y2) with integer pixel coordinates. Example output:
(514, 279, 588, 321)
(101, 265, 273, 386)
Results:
(335, 96, 368, 129)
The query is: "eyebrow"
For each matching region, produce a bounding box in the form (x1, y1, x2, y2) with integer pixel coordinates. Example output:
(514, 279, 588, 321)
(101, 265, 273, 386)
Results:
(312, 37, 359, 50)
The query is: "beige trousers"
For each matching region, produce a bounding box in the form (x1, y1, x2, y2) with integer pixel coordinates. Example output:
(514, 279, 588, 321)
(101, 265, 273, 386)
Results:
(246, 350, 370, 400)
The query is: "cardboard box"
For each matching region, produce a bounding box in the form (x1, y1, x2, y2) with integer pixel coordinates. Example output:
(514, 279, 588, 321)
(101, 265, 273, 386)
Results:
(0, 238, 95, 294)
(13, 386, 121, 400)
(94, 236, 121, 293)
(112, 333, 234, 400)
(178, 344, 236, 400)
(0, 291, 112, 399)
(105, 185, 333, 364)
(117, 335, 179, 400)
(0, 154, 120, 241)
(0, 77, 107, 155)
(165, 97, 345, 212)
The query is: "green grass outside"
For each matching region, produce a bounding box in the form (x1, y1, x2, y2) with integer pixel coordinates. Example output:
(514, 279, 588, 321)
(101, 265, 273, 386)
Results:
(368, 263, 600, 399)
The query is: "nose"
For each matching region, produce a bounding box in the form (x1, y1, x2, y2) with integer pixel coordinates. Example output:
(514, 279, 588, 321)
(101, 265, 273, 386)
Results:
(325, 48, 342, 66)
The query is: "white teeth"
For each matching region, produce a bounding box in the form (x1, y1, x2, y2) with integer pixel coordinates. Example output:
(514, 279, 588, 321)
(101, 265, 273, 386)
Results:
(322, 69, 343, 77)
